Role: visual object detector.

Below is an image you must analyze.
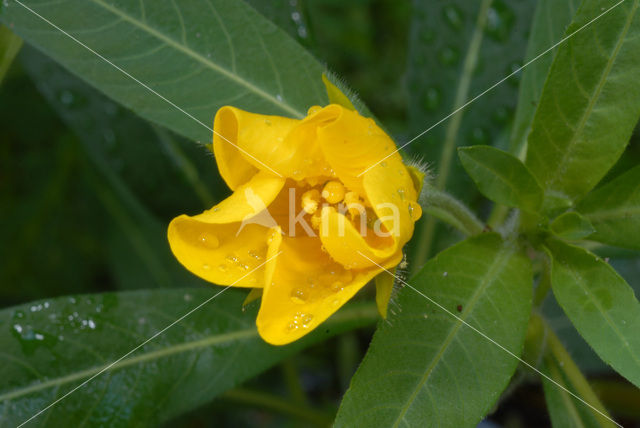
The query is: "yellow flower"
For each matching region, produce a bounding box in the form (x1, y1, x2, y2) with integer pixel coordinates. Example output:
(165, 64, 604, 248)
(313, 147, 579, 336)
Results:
(168, 102, 422, 345)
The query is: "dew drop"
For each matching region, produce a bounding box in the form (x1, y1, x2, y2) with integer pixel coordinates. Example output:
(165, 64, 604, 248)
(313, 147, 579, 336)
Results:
(423, 86, 441, 111)
(442, 5, 464, 30)
(469, 127, 489, 145)
(420, 28, 435, 44)
(397, 188, 406, 201)
(183, 293, 193, 302)
(276, 94, 283, 101)
(218, 264, 228, 272)
(199, 232, 219, 249)
(485, 0, 515, 42)
(248, 250, 262, 260)
(380, 161, 388, 167)
(202, 263, 211, 270)
(443, 271, 448, 277)
(196, 32, 201, 38)
(290, 289, 307, 304)
(264, 119, 272, 126)
(437, 46, 460, 66)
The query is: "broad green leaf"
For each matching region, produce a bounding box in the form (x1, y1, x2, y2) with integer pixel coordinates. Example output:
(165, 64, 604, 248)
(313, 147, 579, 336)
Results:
(525, 0, 640, 204)
(0, 24, 22, 84)
(550, 211, 595, 241)
(335, 233, 533, 428)
(509, 0, 577, 157)
(546, 239, 640, 388)
(577, 165, 640, 250)
(542, 357, 608, 428)
(0, 0, 328, 145)
(18, 47, 213, 290)
(458, 145, 543, 211)
(0, 289, 377, 427)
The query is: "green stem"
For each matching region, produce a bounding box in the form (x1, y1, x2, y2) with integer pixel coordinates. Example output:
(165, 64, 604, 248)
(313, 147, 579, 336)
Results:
(412, 0, 492, 271)
(412, 186, 484, 274)
(281, 358, 308, 406)
(221, 388, 332, 427)
(0, 25, 23, 85)
(543, 319, 615, 427)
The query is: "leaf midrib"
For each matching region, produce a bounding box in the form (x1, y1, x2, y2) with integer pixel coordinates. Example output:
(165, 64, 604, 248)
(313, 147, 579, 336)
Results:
(584, 206, 640, 222)
(390, 245, 513, 428)
(0, 328, 257, 402)
(546, 0, 639, 193)
(86, 0, 304, 118)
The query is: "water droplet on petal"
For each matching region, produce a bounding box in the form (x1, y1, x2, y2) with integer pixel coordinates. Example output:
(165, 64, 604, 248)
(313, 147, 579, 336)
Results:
(290, 289, 307, 304)
(202, 263, 211, 270)
(199, 232, 219, 249)
(218, 264, 228, 272)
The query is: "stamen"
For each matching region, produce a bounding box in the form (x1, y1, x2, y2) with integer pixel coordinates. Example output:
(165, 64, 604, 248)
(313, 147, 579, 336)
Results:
(301, 189, 321, 214)
(321, 180, 345, 204)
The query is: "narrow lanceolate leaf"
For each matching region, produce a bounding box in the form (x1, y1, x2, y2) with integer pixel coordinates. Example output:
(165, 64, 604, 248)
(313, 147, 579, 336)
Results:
(458, 145, 543, 211)
(509, 0, 577, 157)
(0, 0, 328, 145)
(546, 239, 640, 388)
(0, 289, 377, 427)
(335, 234, 533, 428)
(550, 211, 595, 241)
(542, 357, 609, 428)
(577, 165, 640, 250)
(525, 0, 640, 205)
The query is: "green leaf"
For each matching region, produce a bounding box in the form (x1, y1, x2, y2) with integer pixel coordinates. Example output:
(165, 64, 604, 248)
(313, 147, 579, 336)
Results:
(509, 0, 577, 157)
(577, 165, 640, 250)
(525, 0, 640, 203)
(0, 24, 22, 84)
(406, 0, 536, 197)
(335, 234, 533, 427)
(458, 145, 543, 211)
(546, 239, 640, 388)
(550, 211, 595, 241)
(0, 289, 377, 427)
(542, 357, 608, 428)
(0, 0, 328, 145)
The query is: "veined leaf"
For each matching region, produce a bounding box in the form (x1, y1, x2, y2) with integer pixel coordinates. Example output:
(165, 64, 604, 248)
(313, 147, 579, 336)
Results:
(577, 165, 640, 250)
(458, 145, 543, 211)
(0, 289, 377, 427)
(546, 239, 640, 388)
(525, 0, 640, 203)
(510, 0, 577, 157)
(0, 0, 328, 145)
(335, 234, 533, 427)
(550, 211, 595, 241)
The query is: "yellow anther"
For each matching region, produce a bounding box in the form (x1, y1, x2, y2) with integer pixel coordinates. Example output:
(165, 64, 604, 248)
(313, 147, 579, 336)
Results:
(301, 189, 321, 214)
(311, 211, 322, 230)
(321, 180, 345, 204)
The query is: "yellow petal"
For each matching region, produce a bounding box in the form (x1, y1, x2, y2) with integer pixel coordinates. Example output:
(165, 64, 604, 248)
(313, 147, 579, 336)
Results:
(256, 236, 397, 345)
(243, 288, 263, 307)
(375, 268, 396, 318)
(213, 106, 334, 186)
(167, 172, 285, 287)
(322, 73, 356, 111)
(362, 160, 420, 249)
(316, 105, 398, 195)
(319, 206, 396, 269)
